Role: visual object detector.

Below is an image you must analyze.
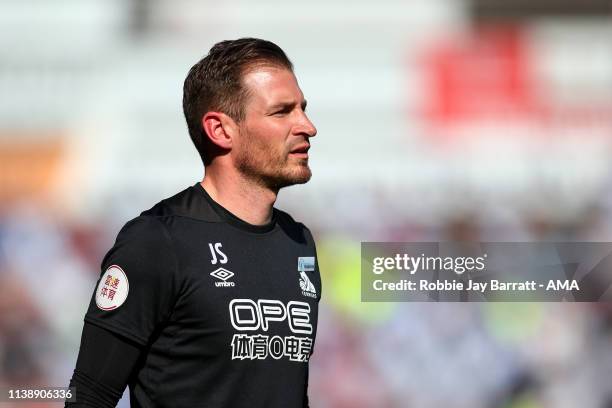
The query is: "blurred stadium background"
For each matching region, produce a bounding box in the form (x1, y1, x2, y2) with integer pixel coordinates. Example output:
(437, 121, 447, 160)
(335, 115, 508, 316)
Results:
(1, 0, 612, 407)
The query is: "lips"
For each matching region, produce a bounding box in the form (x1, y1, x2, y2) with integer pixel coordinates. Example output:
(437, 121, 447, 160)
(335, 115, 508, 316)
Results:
(290, 144, 310, 154)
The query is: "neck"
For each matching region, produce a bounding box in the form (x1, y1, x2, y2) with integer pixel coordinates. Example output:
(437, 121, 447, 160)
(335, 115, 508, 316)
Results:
(201, 167, 278, 226)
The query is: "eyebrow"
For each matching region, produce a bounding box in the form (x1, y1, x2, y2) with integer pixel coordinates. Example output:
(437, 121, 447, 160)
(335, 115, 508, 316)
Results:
(269, 100, 308, 112)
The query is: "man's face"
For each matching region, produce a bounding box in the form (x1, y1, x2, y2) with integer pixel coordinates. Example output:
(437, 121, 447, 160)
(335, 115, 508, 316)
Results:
(233, 65, 317, 191)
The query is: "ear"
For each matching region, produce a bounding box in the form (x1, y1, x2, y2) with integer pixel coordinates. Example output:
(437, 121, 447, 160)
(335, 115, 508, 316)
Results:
(202, 111, 237, 150)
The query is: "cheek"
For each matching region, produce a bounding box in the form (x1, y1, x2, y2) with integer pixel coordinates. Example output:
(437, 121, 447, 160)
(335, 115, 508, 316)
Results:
(245, 122, 289, 152)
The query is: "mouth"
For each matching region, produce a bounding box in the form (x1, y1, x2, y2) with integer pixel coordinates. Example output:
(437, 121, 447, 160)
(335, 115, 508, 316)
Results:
(289, 144, 310, 158)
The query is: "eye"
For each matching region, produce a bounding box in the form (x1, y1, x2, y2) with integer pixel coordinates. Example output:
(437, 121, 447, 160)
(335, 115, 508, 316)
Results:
(272, 108, 291, 116)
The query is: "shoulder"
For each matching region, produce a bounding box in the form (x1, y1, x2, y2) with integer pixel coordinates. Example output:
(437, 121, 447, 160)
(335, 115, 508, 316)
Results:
(109, 215, 174, 263)
(275, 208, 306, 230)
(274, 208, 316, 246)
(139, 184, 220, 223)
(102, 213, 179, 288)
(139, 186, 192, 218)
(110, 189, 193, 259)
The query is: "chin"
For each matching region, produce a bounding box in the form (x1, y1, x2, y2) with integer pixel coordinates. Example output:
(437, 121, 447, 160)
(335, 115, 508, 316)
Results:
(290, 172, 312, 185)
(291, 165, 312, 184)
(266, 166, 312, 190)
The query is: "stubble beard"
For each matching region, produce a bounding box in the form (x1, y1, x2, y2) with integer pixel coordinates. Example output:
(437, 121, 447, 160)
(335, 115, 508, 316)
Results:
(235, 134, 312, 192)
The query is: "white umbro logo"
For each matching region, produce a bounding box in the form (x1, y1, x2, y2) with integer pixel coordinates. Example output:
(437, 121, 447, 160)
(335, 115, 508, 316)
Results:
(211, 267, 235, 287)
(211, 268, 233, 281)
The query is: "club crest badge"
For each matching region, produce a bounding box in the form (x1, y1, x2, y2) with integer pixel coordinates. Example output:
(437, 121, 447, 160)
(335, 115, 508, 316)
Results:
(298, 257, 315, 272)
(298, 257, 316, 298)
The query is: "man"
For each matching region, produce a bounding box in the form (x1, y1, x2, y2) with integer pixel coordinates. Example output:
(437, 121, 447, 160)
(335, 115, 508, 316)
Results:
(66, 38, 320, 408)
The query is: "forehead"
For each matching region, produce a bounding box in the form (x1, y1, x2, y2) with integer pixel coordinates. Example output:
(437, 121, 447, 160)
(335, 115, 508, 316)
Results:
(241, 66, 303, 108)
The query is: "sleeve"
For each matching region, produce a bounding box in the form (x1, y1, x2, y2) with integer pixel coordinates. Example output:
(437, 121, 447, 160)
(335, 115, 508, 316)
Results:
(302, 225, 322, 301)
(84, 216, 180, 346)
(302, 365, 310, 408)
(66, 322, 143, 408)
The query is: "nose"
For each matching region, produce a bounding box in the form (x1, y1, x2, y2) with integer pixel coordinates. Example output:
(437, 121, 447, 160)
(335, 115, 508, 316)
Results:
(295, 111, 317, 138)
